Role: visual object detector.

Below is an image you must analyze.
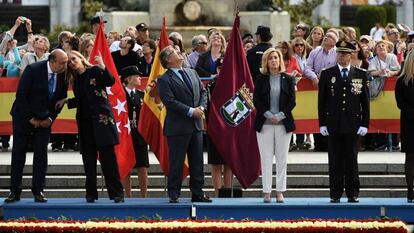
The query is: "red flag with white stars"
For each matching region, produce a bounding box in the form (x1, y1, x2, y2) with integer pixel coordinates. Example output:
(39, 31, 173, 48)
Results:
(89, 20, 135, 179)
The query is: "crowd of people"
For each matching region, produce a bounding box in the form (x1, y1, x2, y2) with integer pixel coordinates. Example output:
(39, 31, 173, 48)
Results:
(1, 15, 414, 204)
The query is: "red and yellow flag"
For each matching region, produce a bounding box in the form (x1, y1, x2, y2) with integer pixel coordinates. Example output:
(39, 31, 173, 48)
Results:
(138, 17, 189, 176)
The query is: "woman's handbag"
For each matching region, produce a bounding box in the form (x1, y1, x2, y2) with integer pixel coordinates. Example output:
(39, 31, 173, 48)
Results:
(368, 76, 386, 100)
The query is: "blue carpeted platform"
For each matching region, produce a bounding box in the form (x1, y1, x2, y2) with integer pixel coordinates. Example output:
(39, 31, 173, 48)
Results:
(2, 198, 413, 222)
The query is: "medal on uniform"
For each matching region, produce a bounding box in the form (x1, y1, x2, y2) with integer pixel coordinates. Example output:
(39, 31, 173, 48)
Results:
(331, 77, 336, 83)
(331, 87, 335, 96)
(351, 79, 363, 95)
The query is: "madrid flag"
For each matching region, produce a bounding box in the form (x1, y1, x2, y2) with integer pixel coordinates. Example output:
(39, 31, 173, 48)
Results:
(89, 20, 135, 179)
(208, 14, 261, 189)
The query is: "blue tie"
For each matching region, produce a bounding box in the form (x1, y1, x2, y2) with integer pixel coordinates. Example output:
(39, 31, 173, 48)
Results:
(48, 73, 55, 100)
(341, 68, 348, 79)
(178, 70, 193, 93)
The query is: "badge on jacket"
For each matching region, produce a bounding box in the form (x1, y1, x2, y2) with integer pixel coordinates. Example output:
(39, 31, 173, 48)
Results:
(351, 79, 363, 95)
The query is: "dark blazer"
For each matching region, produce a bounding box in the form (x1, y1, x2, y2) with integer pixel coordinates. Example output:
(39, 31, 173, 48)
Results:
(11, 60, 67, 124)
(247, 42, 273, 82)
(195, 51, 222, 77)
(158, 68, 207, 136)
(318, 65, 370, 134)
(395, 76, 414, 152)
(253, 72, 296, 133)
(125, 88, 146, 146)
(67, 66, 119, 152)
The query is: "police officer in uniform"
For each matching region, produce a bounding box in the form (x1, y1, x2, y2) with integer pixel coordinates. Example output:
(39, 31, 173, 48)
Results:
(318, 41, 370, 203)
(120, 66, 149, 198)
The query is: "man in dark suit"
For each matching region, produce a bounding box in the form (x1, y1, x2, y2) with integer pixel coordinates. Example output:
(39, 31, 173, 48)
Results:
(247, 25, 273, 82)
(120, 66, 149, 198)
(157, 46, 211, 203)
(318, 41, 370, 203)
(5, 49, 68, 203)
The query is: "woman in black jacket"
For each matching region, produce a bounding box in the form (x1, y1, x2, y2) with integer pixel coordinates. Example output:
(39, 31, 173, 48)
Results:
(395, 50, 414, 203)
(253, 48, 296, 203)
(58, 51, 124, 203)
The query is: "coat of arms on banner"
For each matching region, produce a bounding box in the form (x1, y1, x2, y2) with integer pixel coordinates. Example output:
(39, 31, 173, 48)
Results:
(220, 83, 255, 127)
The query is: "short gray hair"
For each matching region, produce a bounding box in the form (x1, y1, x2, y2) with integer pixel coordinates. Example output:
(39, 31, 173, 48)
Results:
(159, 46, 175, 69)
(191, 34, 207, 49)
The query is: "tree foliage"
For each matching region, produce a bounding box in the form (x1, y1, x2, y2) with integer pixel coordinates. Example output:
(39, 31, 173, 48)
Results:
(273, 0, 324, 28)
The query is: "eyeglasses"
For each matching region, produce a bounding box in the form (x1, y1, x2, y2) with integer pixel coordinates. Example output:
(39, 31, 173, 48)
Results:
(295, 44, 304, 47)
(198, 42, 208, 45)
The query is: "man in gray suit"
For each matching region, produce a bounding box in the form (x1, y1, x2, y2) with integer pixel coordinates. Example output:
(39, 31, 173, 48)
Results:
(158, 46, 211, 203)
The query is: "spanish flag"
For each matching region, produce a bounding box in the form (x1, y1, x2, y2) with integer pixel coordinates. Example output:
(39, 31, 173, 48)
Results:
(138, 17, 182, 176)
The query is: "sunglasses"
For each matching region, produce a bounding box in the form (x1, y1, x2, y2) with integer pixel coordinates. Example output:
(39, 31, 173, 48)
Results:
(295, 44, 304, 47)
(198, 41, 208, 45)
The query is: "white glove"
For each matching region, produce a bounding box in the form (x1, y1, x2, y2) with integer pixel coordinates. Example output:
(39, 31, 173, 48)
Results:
(320, 126, 329, 136)
(357, 126, 368, 136)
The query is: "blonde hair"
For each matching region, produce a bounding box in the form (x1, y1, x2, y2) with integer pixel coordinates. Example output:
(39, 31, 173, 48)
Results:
(306, 26, 324, 47)
(399, 50, 414, 86)
(260, 48, 286, 75)
(291, 37, 307, 58)
(66, 50, 93, 86)
(208, 32, 227, 54)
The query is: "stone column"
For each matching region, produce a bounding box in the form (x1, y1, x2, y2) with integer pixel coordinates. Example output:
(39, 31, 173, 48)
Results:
(396, 0, 413, 30)
(312, 0, 340, 26)
(49, 0, 81, 31)
(239, 11, 291, 45)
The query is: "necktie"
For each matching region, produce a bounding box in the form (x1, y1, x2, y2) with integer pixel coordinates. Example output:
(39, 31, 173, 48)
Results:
(341, 68, 348, 79)
(178, 70, 193, 93)
(48, 73, 55, 100)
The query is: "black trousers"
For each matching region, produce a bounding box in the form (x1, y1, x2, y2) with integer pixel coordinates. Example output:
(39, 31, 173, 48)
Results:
(327, 133, 360, 199)
(167, 131, 204, 199)
(79, 118, 124, 199)
(10, 115, 50, 195)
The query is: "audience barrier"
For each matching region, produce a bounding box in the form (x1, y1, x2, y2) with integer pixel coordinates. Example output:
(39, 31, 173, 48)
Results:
(0, 76, 399, 135)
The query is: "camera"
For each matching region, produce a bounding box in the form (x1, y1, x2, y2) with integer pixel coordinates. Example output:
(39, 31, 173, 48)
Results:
(20, 16, 27, 24)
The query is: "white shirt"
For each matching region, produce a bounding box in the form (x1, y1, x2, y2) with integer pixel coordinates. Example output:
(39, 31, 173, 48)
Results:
(370, 27, 385, 42)
(337, 64, 351, 78)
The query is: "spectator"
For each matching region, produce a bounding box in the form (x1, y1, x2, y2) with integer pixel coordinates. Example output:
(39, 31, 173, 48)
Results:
(370, 22, 385, 42)
(343, 27, 357, 41)
(90, 16, 106, 35)
(303, 31, 338, 152)
(291, 37, 311, 150)
(277, 40, 302, 78)
(20, 35, 50, 73)
(169, 33, 190, 68)
(107, 31, 121, 47)
(243, 38, 255, 53)
(350, 40, 369, 69)
(110, 26, 142, 52)
(306, 26, 324, 49)
(52, 31, 73, 51)
(80, 38, 94, 61)
(247, 25, 273, 83)
(62, 36, 80, 52)
(135, 23, 149, 46)
(253, 48, 296, 203)
(188, 34, 208, 68)
(111, 36, 140, 75)
(368, 40, 400, 151)
(294, 23, 309, 39)
(137, 39, 156, 76)
(195, 31, 226, 77)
